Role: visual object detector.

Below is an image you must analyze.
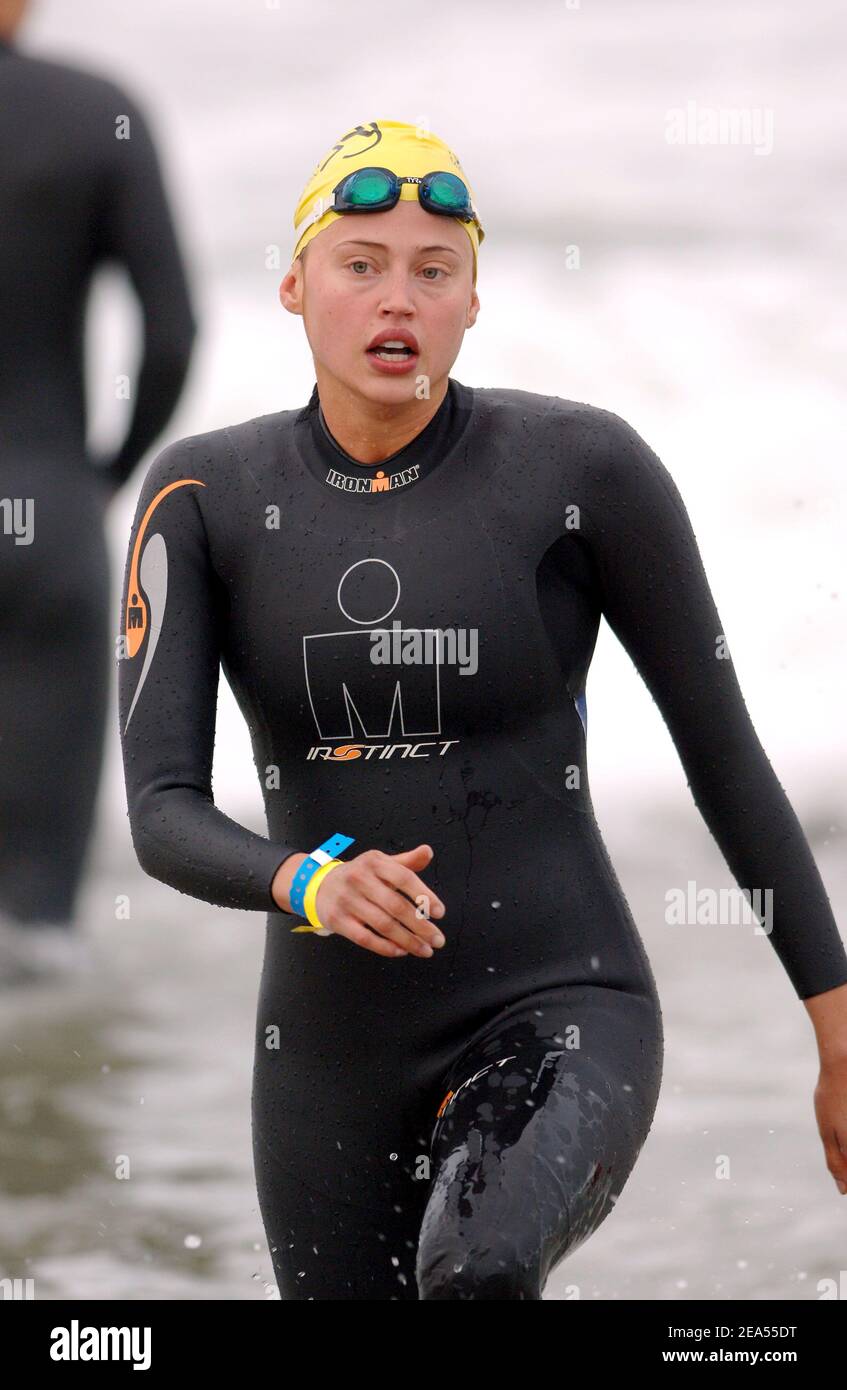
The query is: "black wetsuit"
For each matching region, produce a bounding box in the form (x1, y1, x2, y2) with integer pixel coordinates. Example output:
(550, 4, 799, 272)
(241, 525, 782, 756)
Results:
(118, 377, 847, 1299)
(0, 33, 195, 923)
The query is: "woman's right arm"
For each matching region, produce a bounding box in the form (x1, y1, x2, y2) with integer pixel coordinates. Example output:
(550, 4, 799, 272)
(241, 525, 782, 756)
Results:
(117, 437, 447, 954)
(118, 439, 300, 913)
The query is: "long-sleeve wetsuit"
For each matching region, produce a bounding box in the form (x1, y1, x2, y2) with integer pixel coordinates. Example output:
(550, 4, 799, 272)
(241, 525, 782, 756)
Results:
(0, 33, 196, 923)
(118, 377, 847, 1298)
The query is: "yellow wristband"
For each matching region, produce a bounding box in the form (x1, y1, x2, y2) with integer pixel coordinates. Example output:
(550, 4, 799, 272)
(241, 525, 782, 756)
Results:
(299, 858, 341, 934)
(290, 857, 340, 933)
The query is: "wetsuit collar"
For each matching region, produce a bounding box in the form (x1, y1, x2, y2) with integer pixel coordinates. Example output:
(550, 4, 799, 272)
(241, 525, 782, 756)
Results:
(297, 377, 470, 500)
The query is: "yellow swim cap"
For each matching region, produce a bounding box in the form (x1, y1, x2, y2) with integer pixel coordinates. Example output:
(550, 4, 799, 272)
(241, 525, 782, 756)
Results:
(291, 119, 484, 283)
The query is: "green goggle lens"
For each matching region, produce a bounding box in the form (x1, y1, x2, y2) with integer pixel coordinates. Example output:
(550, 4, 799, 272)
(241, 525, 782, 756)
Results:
(422, 172, 469, 212)
(343, 169, 396, 206)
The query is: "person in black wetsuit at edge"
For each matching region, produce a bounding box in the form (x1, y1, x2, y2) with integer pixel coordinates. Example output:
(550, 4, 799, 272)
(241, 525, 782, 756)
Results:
(0, 0, 196, 977)
(118, 118, 847, 1301)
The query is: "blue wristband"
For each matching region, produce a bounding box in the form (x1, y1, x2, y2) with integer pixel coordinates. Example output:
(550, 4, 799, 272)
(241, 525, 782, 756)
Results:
(289, 833, 355, 916)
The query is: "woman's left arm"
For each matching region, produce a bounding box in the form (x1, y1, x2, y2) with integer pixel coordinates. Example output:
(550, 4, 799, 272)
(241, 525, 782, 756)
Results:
(578, 407, 847, 1192)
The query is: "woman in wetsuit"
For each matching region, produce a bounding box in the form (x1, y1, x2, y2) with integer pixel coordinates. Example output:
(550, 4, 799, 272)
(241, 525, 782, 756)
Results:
(118, 119, 847, 1300)
(0, 9, 195, 949)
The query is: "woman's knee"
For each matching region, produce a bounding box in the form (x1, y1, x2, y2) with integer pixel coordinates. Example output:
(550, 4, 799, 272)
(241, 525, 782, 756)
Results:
(417, 1235, 542, 1300)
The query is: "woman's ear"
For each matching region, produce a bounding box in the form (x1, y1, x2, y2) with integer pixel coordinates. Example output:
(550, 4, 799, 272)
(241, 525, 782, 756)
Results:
(279, 259, 305, 316)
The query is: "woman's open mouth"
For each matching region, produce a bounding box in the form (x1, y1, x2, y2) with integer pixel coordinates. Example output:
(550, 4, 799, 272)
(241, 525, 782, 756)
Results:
(369, 342, 414, 360)
(366, 339, 420, 372)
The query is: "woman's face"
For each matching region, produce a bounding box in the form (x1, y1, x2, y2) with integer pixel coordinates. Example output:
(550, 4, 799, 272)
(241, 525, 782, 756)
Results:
(280, 198, 480, 403)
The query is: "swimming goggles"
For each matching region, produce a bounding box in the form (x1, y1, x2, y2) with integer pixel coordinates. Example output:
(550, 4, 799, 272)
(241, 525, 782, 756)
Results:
(294, 167, 483, 240)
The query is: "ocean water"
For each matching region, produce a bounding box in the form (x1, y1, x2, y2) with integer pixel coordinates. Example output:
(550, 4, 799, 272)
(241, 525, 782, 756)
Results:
(1, 0, 844, 1300)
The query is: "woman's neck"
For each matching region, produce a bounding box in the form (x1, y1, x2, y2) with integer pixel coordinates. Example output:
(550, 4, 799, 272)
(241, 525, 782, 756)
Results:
(313, 374, 450, 466)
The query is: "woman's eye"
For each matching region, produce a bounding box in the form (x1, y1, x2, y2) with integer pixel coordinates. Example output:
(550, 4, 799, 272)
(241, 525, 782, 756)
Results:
(345, 261, 446, 278)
